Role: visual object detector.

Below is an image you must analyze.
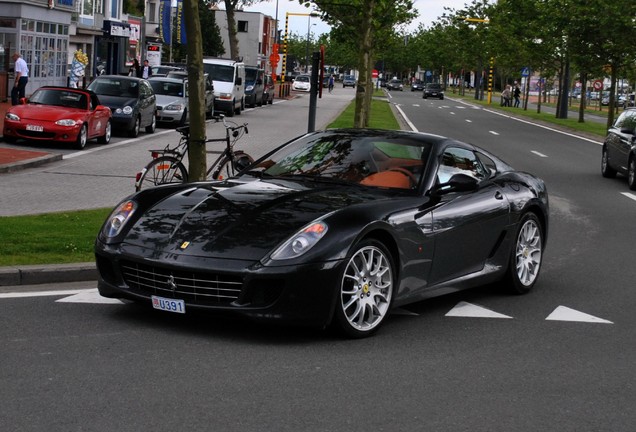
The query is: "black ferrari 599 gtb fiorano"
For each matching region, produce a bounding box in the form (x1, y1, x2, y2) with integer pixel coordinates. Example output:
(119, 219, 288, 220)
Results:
(96, 128, 548, 338)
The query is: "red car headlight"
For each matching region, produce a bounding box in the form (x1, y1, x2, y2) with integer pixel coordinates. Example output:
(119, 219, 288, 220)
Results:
(55, 119, 78, 126)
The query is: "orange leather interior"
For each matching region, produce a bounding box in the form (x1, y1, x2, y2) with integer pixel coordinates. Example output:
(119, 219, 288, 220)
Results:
(360, 169, 412, 189)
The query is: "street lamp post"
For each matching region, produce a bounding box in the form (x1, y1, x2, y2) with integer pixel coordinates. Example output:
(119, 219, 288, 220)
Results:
(306, 20, 316, 73)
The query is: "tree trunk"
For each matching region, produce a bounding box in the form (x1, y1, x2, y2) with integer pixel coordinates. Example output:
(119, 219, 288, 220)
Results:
(607, 64, 618, 129)
(183, 0, 207, 181)
(578, 71, 586, 123)
(224, 0, 240, 60)
(353, 0, 375, 128)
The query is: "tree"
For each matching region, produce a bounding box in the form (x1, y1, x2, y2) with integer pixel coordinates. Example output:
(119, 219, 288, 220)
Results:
(182, 0, 207, 181)
(305, 0, 416, 128)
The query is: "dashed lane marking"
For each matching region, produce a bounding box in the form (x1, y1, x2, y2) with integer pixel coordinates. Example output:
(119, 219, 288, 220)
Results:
(531, 151, 548, 157)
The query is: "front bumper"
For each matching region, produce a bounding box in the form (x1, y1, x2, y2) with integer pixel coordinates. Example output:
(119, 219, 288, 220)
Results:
(3, 120, 81, 143)
(95, 240, 343, 329)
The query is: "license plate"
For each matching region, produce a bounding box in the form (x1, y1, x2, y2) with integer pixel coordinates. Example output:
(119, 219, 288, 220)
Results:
(151, 295, 186, 314)
(26, 124, 44, 132)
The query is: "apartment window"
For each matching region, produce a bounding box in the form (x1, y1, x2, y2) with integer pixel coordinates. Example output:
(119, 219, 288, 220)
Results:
(147, 2, 157, 22)
(238, 20, 248, 32)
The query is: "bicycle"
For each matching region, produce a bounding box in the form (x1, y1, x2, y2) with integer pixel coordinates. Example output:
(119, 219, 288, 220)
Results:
(134, 115, 253, 191)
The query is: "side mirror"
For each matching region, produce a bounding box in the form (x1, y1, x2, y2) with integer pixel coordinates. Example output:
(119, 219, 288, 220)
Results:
(235, 77, 242, 86)
(256, 78, 263, 85)
(431, 173, 478, 196)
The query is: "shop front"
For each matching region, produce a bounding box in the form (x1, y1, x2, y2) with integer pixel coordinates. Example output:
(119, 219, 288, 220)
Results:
(95, 20, 130, 76)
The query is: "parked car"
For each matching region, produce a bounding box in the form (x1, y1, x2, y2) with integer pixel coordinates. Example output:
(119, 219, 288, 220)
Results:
(151, 65, 184, 77)
(342, 75, 356, 88)
(601, 108, 636, 189)
(411, 80, 425, 91)
(386, 78, 403, 91)
(203, 58, 245, 117)
(263, 74, 275, 105)
(423, 83, 444, 99)
(87, 75, 156, 137)
(244, 66, 265, 107)
(2, 86, 112, 149)
(149, 75, 214, 127)
(292, 74, 311, 92)
(95, 128, 548, 338)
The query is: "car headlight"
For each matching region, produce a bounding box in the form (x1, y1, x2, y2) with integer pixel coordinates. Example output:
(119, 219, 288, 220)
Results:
(122, 106, 133, 115)
(55, 119, 78, 126)
(102, 200, 137, 238)
(219, 93, 232, 100)
(246, 85, 254, 92)
(270, 221, 328, 260)
(6, 113, 20, 121)
(165, 103, 184, 111)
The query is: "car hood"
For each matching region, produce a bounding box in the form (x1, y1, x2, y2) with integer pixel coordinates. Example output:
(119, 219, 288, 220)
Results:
(9, 104, 85, 121)
(155, 94, 185, 108)
(125, 178, 391, 261)
(95, 95, 138, 108)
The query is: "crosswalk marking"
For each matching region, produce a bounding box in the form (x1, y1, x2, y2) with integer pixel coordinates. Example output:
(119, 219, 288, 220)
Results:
(545, 306, 613, 324)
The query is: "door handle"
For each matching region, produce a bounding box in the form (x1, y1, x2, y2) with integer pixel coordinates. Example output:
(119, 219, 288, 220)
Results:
(495, 191, 503, 200)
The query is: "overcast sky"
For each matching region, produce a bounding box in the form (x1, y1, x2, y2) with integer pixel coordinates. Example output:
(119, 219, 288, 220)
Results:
(241, 0, 473, 37)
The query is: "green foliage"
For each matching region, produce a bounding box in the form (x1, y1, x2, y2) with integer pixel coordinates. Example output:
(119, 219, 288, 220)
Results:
(0, 209, 112, 266)
(169, 0, 225, 62)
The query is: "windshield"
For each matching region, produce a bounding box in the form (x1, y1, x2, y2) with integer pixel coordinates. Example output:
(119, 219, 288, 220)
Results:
(245, 68, 258, 81)
(88, 78, 138, 97)
(30, 89, 87, 109)
(203, 64, 234, 82)
(252, 131, 431, 190)
(296, 76, 310, 82)
(427, 84, 441, 90)
(150, 80, 185, 97)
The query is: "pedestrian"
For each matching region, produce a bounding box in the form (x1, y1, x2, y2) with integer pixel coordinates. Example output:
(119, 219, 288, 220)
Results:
(513, 84, 521, 108)
(11, 51, 29, 105)
(328, 74, 334, 93)
(139, 59, 152, 79)
(129, 58, 140, 77)
(501, 85, 511, 107)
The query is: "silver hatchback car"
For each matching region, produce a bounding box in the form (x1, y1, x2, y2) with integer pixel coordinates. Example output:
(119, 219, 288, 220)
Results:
(149, 75, 214, 126)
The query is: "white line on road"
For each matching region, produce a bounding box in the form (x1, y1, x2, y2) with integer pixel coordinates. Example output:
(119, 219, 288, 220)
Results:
(466, 119, 473, 123)
(489, 131, 500, 135)
(395, 104, 419, 132)
(0, 289, 89, 299)
(531, 151, 548, 157)
(620, 192, 636, 202)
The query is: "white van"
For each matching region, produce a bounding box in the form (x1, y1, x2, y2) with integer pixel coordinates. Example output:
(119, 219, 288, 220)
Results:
(202, 58, 245, 117)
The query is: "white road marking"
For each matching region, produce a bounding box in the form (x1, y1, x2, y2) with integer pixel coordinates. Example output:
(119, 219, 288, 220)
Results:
(466, 119, 473, 123)
(413, 104, 420, 107)
(56, 288, 123, 304)
(450, 112, 456, 115)
(531, 151, 548, 158)
(394, 104, 419, 132)
(445, 301, 513, 319)
(621, 192, 636, 202)
(489, 131, 500, 135)
(545, 306, 613, 324)
(0, 289, 88, 299)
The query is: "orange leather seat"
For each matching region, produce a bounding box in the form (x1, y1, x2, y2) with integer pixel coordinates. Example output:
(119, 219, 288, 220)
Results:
(360, 169, 412, 189)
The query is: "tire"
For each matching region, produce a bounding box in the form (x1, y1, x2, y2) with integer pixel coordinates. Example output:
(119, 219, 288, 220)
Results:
(628, 157, 636, 190)
(601, 147, 617, 178)
(135, 156, 187, 191)
(333, 239, 395, 338)
(145, 114, 156, 134)
(97, 120, 111, 144)
(503, 212, 544, 295)
(208, 151, 254, 180)
(129, 116, 141, 138)
(75, 124, 88, 150)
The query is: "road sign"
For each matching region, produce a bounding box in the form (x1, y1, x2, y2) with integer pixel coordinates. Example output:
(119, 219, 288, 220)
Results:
(593, 80, 603, 90)
(521, 67, 530, 77)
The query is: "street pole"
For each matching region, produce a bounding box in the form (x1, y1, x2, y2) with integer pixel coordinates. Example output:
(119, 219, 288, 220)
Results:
(308, 51, 320, 133)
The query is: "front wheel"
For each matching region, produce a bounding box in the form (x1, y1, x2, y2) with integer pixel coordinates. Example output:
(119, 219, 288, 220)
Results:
(129, 116, 141, 138)
(601, 147, 617, 178)
(209, 151, 254, 180)
(503, 212, 544, 294)
(333, 239, 395, 338)
(75, 124, 88, 150)
(145, 114, 157, 133)
(135, 156, 187, 191)
(97, 120, 111, 144)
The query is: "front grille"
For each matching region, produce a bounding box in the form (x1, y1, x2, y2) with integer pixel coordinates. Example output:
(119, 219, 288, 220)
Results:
(120, 260, 242, 306)
(20, 129, 56, 139)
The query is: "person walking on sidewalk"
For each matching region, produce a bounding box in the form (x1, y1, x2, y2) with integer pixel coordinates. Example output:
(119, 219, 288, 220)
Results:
(11, 52, 29, 105)
(513, 84, 521, 108)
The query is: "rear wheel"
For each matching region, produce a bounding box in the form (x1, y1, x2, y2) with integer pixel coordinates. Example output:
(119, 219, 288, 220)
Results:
(97, 120, 111, 144)
(145, 114, 156, 133)
(504, 212, 543, 294)
(135, 156, 187, 191)
(601, 147, 617, 178)
(333, 239, 395, 338)
(129, 116, 141, 137)
(75, 124, 88, 149)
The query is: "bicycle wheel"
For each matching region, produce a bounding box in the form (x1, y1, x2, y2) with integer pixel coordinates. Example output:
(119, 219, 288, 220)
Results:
(208, 151, 254, 180)
(136, 156, 188, 191)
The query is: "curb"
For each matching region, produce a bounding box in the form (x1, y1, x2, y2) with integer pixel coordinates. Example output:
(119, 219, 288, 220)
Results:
(0, 152, 63, 174)
(0, 262, 97, 287)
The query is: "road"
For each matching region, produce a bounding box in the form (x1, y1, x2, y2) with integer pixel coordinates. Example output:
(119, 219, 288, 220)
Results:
(2, 89, 636, 431)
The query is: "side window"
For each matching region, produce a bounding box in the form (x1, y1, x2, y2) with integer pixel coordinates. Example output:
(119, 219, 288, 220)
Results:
(437, 147, 488, 184)
(616, 110, 636, 131)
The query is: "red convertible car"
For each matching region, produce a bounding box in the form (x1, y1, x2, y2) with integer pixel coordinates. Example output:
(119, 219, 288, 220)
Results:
(3, 86, 112, 149)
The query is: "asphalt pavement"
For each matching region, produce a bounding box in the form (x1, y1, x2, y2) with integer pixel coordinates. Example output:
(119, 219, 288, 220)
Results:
(0, 88, 356, 287)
